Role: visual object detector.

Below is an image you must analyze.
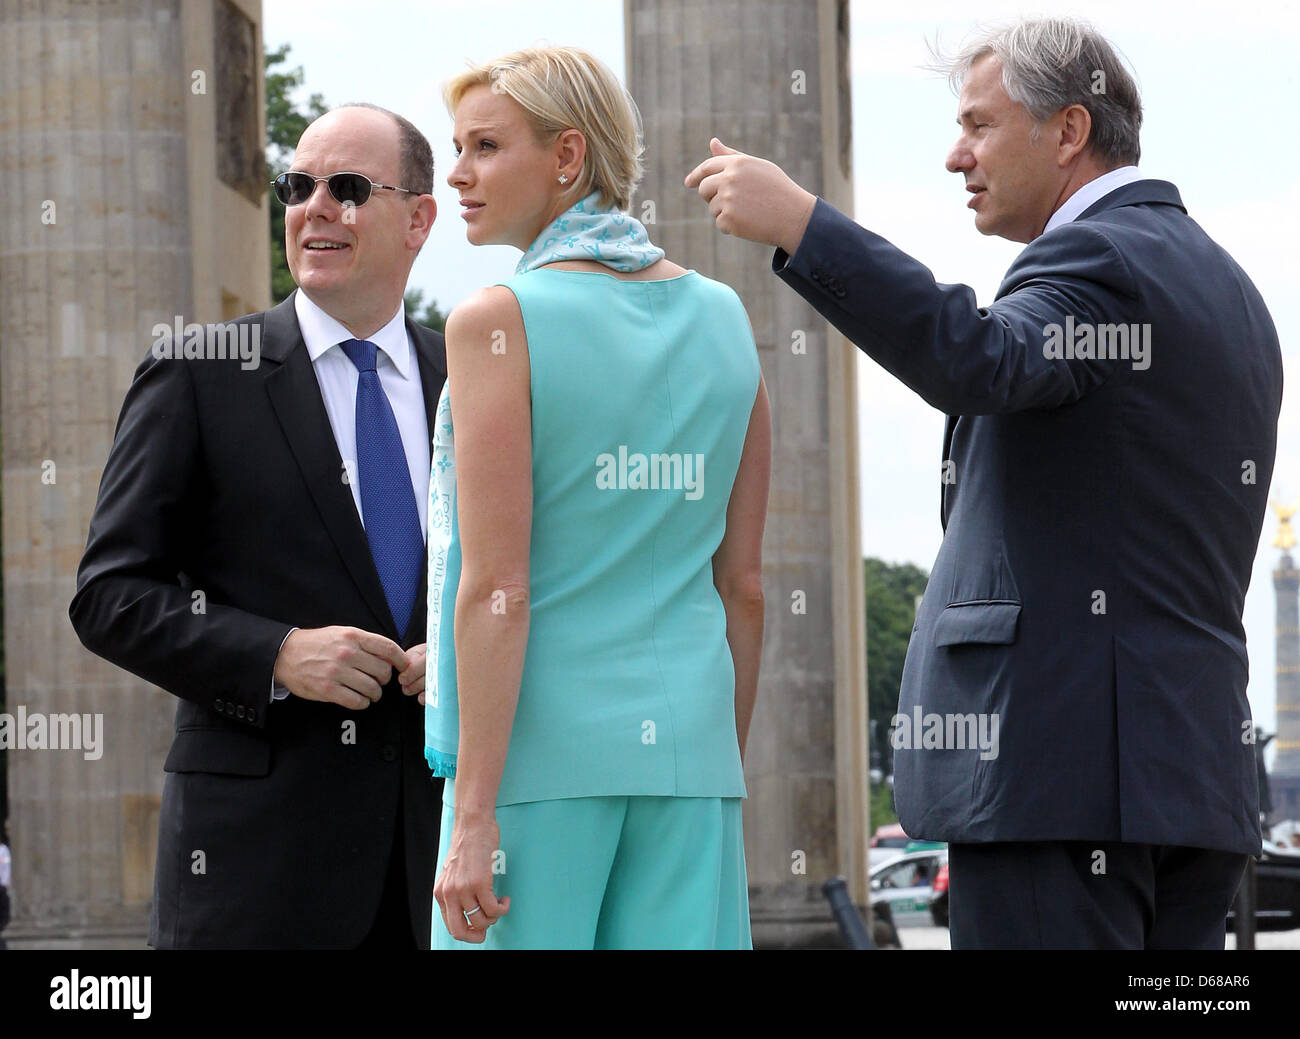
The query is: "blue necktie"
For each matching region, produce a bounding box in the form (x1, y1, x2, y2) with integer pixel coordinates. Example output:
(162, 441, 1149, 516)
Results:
(339, 338, 423, 636)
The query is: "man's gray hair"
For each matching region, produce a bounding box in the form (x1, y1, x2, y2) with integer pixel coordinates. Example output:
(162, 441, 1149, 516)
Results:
(929, 17, 1143, 167)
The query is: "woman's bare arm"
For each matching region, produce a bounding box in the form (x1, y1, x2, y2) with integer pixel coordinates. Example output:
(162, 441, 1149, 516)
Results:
(443, 285, 532, 820)
(712, 374, 771, 762)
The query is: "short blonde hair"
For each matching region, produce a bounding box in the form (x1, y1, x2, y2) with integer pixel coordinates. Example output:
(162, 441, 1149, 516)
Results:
(443, 46, 644, 212)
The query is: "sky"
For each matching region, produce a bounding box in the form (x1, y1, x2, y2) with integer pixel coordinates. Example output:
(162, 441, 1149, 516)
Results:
(264, 0, 1300, 753)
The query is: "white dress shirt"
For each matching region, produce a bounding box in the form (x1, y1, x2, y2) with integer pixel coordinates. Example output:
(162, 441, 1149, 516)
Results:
(1042, 164, 1144, 235)
(294, 289, 430, 534)
(271, 291, 431, 700)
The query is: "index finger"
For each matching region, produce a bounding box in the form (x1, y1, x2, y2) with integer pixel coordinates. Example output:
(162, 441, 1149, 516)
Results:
(356, 629, 410, 672)
(684, 154, 732, 189)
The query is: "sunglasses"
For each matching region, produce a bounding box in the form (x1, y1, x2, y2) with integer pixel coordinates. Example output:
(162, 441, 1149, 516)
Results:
(271, 171, 420, 207)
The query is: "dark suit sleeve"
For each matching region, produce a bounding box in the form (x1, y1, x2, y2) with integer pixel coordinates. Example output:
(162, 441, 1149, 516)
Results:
(772, 197, 1140, 415)
(69, 346, 294, 729)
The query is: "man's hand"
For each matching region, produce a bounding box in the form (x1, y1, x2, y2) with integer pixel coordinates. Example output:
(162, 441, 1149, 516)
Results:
(684, 137, 818, 255)
(272, 626, 409, 710)
(399, 643, 428, 703)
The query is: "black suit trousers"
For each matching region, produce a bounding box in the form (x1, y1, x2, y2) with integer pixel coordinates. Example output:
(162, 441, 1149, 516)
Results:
(357, 786, 419, 951)
(949, 840, 1249, 950)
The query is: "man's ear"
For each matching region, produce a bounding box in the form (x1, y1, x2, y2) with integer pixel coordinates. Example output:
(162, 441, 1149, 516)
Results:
(1056, 103, 1092, 167)
(406, 195, 437, 250)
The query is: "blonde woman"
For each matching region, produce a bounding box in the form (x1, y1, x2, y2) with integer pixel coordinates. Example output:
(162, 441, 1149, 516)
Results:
(425, 46, 770, 950)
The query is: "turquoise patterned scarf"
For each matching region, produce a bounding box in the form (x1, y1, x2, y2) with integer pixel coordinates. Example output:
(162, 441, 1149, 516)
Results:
(424, 190, 664, 780)
(515, 189, 664, 274)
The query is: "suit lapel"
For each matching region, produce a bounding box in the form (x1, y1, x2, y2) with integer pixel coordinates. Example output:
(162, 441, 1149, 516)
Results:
(410, 318, 447, 445)
(403, 319, 448, 643)
(261, 293, 398, 639)
(937, 184, 1184, 536)
(940, 414, 958, 532)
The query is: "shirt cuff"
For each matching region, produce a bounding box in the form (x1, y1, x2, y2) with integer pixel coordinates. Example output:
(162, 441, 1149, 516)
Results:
(271, 627, 299, 703)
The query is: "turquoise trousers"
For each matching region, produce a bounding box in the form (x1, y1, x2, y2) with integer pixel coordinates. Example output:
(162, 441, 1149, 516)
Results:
(432, 793, 752, 950)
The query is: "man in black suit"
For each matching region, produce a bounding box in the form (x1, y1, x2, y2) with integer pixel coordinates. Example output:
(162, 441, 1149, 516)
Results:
(70, 104, 446, 948)
(687, 17, 1282, 947)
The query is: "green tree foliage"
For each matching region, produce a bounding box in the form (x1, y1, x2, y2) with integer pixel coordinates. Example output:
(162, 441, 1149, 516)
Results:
(263, 44, 447, 332)
(265, 44, 326, 305)
(870, 776, 898, 829)
(403, 289, 447, 334)
(864, 556, 930, 783)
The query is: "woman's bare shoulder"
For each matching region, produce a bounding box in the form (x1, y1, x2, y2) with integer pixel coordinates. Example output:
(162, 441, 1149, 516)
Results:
(446, 285, 523, 334)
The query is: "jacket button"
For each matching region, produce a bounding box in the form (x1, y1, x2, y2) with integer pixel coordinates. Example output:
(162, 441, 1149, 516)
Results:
(226, 702, 236, 716)
(236, 705, 246, 720)
(214, 698, 225, 711)
(247, 707, 258, 723)
(382, 744, 398, 762)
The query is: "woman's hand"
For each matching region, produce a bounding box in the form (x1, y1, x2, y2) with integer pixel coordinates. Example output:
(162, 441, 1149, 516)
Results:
(433, 812, 510, 943)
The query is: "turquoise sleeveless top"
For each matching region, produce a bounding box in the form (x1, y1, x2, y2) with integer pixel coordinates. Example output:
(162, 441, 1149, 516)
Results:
(432, 267, 760, 807)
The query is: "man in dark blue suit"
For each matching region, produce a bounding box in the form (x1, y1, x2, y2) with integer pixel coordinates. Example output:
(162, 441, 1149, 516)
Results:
(687, 17, 1282, 948)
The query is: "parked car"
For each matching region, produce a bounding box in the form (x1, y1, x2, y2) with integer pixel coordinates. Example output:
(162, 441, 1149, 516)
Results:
(868, 822, 912, 868)
(930, 860, 949, 927)
(1226, 839, 1300, 932)
(869, 847, 948, 929)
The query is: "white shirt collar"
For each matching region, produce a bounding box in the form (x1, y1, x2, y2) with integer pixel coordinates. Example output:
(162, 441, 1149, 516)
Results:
(1042, 165, 1144, 235)
(293, 289, 411, 378)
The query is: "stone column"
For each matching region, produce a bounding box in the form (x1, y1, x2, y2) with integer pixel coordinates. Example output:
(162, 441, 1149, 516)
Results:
(1273, 553, 1300, 825)
(0, 0, 268, 945)
(626, 0, 868, 947)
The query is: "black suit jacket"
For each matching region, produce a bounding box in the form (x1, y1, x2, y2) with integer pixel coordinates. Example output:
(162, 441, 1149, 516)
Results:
(69, 291, 447, 946)
(775, 181, 1281, 855)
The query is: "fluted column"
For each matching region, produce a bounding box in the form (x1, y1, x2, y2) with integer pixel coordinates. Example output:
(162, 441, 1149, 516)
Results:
(0, 0, 268, 944)
(627, 0, 867, 947)
(1273, 554, 1300, 824)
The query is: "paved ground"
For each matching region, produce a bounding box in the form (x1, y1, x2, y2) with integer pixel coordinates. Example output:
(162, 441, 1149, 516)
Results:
(8, 926, 1298, 950)
(895, 925, 1300, 950)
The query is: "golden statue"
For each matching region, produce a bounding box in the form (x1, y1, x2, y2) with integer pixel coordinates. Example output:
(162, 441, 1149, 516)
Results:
(1271, 499, 1297, 550)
